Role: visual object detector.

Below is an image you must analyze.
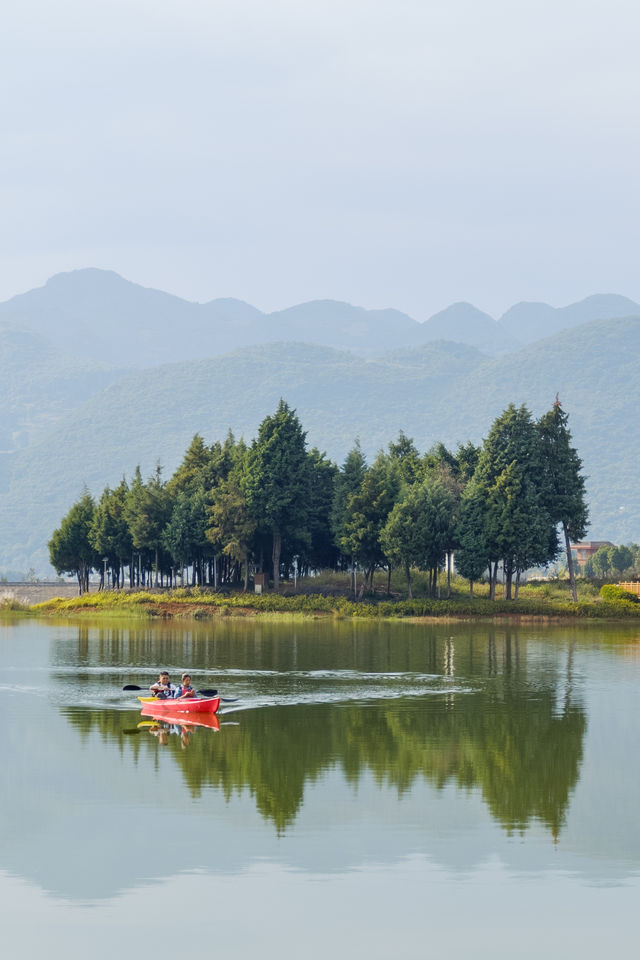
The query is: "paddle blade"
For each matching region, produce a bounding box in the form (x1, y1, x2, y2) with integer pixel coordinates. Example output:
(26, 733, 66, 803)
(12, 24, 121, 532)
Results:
(123, 684, 143, 691)
(196, 688, 218, 697)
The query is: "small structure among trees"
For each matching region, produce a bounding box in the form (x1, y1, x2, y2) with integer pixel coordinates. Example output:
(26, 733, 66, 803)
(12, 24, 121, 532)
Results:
(570, 541, 615, 569)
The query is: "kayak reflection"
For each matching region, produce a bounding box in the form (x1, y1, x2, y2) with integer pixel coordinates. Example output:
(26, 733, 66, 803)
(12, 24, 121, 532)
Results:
(139, 709, 221, 739)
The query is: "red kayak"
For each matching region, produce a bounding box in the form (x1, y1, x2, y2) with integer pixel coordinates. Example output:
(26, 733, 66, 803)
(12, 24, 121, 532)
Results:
(137, 695, 220, 715)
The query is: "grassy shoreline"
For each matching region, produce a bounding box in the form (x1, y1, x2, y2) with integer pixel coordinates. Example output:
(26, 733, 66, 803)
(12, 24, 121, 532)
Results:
(3, 586, 640, 622)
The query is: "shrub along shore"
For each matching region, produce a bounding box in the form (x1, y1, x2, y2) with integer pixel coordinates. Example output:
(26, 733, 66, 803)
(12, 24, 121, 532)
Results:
(3, 579, 640, 621)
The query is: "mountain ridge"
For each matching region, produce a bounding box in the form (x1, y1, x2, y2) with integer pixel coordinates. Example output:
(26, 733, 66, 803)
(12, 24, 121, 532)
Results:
(2, 268, 638, 368)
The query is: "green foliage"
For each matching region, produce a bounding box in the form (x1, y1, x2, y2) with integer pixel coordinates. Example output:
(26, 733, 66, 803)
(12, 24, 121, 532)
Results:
(388, 432, 422, 484)
(455, 477, 490, 586)
(244, 400, 311, 531)
(467, 403, 557, 597)
(30, 586, 640, 622)
(166, 434, 212, 498)
(163, 490, 204, 567)
(537, 399, 589, 600)
(48, 490, 97, 592)
(330, 441, 367, 554)
(537, 400, 589, 540)
(243, 400, 313, 589)
(599, 584, 639, 604)
(125, 465, 171, 554)
(454, 440, 481, 482)
(590, 546, 612, 578)
(609, 545, 634, 576)
(89, 479, 132, 574)
(206, 471, 256, 588)
(44, 399, 594, 607)
(303, 449, 339, 571)
(380, 473, 457, 597)
(340, 451, 401, 586)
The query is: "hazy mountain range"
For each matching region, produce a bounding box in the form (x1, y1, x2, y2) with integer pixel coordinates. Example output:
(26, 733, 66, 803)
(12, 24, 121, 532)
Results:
(1, 269, 639, 574)
(2, 268, 637, 366)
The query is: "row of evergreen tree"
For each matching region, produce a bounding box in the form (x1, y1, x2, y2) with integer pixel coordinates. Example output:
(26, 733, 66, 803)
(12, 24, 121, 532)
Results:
(48, 398, 588, 600)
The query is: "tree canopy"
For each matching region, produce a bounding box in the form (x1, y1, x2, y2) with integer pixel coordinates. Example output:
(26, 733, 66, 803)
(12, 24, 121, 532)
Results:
(49, 399, 591, 599)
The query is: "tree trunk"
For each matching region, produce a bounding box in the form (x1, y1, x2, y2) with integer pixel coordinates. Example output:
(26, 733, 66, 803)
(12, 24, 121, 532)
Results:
(357, 565, 373, 601)
(272, 529, 281, 592)
(505, 561, 513, 600)
(447, 551, 452, 598)
(489, 562, 496, 601)
(387, 565, 392, 596)
(405, 562, 412, 599)
(564, 523, 578, 602)
(514, 569, 521, 599)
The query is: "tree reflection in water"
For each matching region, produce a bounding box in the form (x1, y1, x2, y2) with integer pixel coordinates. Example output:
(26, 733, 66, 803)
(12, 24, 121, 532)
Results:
(62, 626, 585, 839)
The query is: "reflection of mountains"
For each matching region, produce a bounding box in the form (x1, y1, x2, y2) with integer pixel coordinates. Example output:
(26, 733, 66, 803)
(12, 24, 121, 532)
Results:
(64, 678, 585, 838)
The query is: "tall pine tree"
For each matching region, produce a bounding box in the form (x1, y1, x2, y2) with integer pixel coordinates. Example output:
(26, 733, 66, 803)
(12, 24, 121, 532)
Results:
(537, 398, 589, 601)
(243, 401, 312, 591)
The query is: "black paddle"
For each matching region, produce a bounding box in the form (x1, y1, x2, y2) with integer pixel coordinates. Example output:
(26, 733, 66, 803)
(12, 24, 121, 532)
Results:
(122, 684, 238, 702)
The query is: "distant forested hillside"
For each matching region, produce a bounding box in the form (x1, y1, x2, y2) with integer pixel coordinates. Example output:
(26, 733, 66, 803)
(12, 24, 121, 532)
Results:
(0, 321, 124, 458)
(1, 317, 639, 573)
(500, 294, 640, 343)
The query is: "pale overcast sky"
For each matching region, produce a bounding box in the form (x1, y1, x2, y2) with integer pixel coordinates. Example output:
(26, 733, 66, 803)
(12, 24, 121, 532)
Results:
(1, 0, 639, 319)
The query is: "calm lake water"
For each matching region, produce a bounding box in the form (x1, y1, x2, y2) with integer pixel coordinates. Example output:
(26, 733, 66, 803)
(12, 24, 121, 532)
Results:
(0, 615, 639, 957)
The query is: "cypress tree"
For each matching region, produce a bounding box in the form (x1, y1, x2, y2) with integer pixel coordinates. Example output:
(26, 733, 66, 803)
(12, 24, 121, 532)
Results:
(340, 451, 401, 598)
(537, 398, 589, 601)
(474, 404, 556, 599)
(331, 441, 367, 571)
(49, 490, 97, 594)
(243, 400, 312, 591)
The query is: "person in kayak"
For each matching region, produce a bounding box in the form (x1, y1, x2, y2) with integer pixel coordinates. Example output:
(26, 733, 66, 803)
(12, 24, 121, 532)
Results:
(149, 671, 177, 699)
(175, 673, 196, 699)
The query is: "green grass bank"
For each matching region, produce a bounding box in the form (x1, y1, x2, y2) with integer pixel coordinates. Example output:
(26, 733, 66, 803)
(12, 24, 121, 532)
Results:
(3, 574, 640, 622)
